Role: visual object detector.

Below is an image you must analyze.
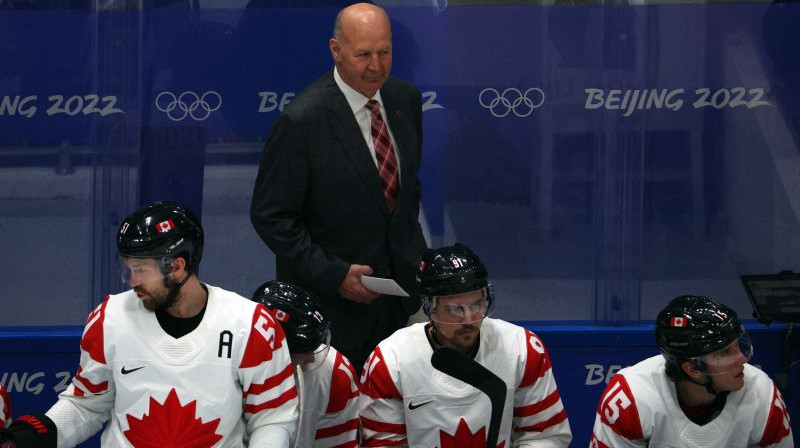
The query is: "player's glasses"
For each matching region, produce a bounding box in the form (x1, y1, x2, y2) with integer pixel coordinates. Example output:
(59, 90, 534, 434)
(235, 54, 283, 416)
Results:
(119, 258, 167, 286)
(699, 331, 753, 376)
(430, 292, 490, 325)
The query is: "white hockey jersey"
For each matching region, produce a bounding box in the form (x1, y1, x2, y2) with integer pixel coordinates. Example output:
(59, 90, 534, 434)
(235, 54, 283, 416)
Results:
(0, 384, 10, 428)
(360, 319, 572, 448)
(590, 355, 793, 448)
(294, 347, 360, 448)
(46, 284, 299, 447)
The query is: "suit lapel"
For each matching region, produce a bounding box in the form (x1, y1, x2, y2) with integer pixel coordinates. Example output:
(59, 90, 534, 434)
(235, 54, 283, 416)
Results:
(325, 76, 390, 215)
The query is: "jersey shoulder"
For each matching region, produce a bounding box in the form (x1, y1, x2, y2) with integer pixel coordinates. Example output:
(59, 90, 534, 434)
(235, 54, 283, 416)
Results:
(594, 357, 668, 441)
(741, 364, 793, 446)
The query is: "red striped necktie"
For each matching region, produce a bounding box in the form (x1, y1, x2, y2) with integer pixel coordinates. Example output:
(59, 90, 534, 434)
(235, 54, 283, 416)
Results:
(366, 99, 400, 212)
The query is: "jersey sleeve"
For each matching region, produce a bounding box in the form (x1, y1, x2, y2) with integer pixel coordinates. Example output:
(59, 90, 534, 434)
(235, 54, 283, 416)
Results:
(239, 303, 299, 446)
(45, 297, 116, 448)
(757, 382, 793, 448)
(359, 345, 408, 447)
(512, 329, 572, 447)
(312, 351, 360, 448)
(589, 373, 647, 448)
(0, 384, 11, 428)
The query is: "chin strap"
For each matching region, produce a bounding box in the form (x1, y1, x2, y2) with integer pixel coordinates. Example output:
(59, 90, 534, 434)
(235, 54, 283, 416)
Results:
(425, 322, 443, 348)
(686, 374, 722, 397)
(158, 272, 192, 311)
(678, 357, 722, 397)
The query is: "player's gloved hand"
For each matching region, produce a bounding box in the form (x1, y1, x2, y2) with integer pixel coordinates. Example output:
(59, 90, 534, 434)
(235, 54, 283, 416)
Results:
(0, 415, 57, 448)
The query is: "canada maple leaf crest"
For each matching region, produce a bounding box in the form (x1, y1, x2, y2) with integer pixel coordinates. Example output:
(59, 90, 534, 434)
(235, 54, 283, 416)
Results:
(438, 418, 506, 448)
(124, 388, 223, 447)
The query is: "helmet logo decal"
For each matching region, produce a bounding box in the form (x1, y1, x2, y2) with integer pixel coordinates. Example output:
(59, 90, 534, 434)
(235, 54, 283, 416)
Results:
(312, 310, 324, 323)
(273, 309, 290, 323)
(120, 222, 130, 235)
(451, 257, 464, 268)
(156, 219, 176, 233)
(670, 317, 687, 327)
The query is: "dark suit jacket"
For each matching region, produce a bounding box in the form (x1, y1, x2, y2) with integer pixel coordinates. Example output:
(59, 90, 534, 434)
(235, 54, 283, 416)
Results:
(250, 71, 427, 368)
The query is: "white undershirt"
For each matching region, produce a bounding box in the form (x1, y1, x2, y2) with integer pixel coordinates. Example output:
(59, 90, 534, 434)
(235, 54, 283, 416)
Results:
(333, 67, 401, 182)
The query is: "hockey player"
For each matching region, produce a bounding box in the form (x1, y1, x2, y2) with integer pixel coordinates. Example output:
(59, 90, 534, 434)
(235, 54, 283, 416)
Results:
(0, 201, 298, 447)
(252, 280, 361, 448)
(0, 384, 10, 428)
(590, 295, 793, 447)
(360, 243, 572, 447)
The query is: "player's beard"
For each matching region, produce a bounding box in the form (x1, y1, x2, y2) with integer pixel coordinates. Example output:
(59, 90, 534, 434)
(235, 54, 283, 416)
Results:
(136, 278, 180, 312)
(438, 323, 480, 353)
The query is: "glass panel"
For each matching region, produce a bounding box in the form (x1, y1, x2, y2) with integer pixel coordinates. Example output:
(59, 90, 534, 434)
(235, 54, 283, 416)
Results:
(1, 2, 797, 326)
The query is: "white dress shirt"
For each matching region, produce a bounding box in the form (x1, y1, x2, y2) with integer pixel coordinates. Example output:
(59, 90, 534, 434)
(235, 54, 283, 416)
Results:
(333, 67, 402, 183)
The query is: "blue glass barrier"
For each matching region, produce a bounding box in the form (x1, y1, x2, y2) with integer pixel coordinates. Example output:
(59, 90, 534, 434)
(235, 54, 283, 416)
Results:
(1, 5, 800, 328)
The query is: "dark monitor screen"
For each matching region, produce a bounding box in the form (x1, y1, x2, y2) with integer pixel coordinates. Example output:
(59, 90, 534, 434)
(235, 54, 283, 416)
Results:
(740, 273, 800, 323)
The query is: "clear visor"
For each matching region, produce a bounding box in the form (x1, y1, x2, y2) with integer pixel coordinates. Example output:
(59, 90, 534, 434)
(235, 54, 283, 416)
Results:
(429, 288, 492, 325)
(698, 331, 753, 376)
(119, 257, 168, 288)
(292, 331, 331, 372)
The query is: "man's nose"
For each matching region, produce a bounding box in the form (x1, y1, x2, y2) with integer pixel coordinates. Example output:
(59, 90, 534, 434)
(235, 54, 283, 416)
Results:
(128, 272, 141, 287)
(461, 308, 480, 322)
(367, 53, 381, 70)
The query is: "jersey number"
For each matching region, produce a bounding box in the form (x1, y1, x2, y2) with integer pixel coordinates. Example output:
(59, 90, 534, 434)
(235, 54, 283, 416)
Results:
(254, 315, 277, 350)
(601, 381, 633, 424)
(527, 334, 545, 354)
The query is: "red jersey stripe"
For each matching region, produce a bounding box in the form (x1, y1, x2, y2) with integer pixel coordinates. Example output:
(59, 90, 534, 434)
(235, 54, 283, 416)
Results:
(514, 390, 562, 417)
(515, 408, 568, 432)
(315, 418, 360, 438)
(74, 366, 108, 394)
(244, 363, 295, 396)
(361, 416, 406, 434)
(244, 387, 297, 414)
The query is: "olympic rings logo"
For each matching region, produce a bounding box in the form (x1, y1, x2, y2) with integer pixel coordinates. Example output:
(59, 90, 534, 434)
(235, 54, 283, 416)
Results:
(155, 91, 222, 121)
(478, 88, 545, 118)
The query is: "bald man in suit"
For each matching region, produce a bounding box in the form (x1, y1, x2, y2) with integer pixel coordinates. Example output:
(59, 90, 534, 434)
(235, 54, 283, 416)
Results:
(251, 3, 426, 371)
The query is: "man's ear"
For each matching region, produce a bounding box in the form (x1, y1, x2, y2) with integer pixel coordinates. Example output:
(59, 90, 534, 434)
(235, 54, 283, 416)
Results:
(681, 359, 704, 380)
(330, 38, 341, 62)
(171, 256, 187, 274)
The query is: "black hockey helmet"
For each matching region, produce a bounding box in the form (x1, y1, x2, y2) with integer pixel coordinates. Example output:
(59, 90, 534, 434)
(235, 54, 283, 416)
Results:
(117, 201, 204, 275)
(251, 280, 331, 355)
(656, 295, 749, 377)
(418, 243, 494, 317)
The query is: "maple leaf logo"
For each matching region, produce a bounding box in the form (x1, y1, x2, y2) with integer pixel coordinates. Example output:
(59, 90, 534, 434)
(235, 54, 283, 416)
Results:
(438, 418, 506, 448)
(124, 388, 223, 448)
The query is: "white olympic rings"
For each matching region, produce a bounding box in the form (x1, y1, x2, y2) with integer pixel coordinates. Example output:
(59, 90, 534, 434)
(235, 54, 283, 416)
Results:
(155, 91, 222, 122)
(478, 87, 545, 118)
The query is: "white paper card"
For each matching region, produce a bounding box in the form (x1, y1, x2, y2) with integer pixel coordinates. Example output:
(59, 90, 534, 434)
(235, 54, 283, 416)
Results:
(361, 276, 409, 297)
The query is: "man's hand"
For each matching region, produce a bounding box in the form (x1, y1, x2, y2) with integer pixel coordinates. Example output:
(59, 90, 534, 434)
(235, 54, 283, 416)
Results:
(338, 264, 380, 304)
